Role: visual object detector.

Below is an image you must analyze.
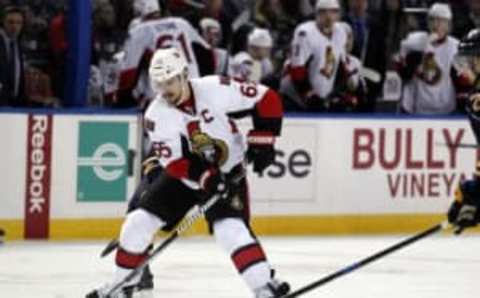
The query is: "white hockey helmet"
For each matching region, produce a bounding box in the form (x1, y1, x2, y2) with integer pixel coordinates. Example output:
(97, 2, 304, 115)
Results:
(428, 3, 452, 20)
(133, 0, 160, 17)
(199, 17, 221, 33)
(316, 0, 340, 10)
(149, 48, 188, 91)
(248, 28, 273, 48)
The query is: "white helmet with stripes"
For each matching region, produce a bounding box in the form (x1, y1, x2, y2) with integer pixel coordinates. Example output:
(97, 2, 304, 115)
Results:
(149, 48, 188, 92)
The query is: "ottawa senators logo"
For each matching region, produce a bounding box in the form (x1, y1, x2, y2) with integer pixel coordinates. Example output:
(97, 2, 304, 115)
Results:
(418, 52, 442, 85)
(320, 46, 336, 79)
(190, 130, 229, 167)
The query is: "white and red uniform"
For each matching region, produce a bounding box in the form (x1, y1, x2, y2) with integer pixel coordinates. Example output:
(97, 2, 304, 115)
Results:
(398, 32, 466, 114)
(118, 17, 212, 102)
(141, 75, 283, 294)
(289, 21, 347, 98)
(144, 75, 282, 183)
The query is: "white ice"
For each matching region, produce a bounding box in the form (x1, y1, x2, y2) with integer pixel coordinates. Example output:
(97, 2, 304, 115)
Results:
(0, 234, 478, 298)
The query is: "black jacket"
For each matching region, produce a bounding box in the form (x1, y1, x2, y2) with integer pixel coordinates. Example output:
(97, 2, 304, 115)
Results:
(0, 30, 25, 107)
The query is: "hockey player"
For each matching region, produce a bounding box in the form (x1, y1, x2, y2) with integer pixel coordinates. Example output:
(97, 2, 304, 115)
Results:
(86, 48, 290, 298)
(199, 17, 229, 76)
(115, 0, 214, 107)
(328, 22, 366, 112)
(229, 51, 256, 81)
(229, 28, 274, 83)
(448, 29, 480, 231)
(247, 28, 274, 82)
(397, 3, 472, 114)
(287, 0, 347, 111)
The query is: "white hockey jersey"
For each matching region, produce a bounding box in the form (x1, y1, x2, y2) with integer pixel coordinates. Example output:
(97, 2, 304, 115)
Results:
(343, 54, 364, 92)
(290, 21, 347, 98)
(400, 32, 459, 114)
(119, 17, 210, 93)
(144, 75, 278, 187)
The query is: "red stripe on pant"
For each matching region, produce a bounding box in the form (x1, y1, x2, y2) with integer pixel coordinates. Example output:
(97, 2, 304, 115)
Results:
(116, 247, 148, 269)
(231, 243, 267, 273)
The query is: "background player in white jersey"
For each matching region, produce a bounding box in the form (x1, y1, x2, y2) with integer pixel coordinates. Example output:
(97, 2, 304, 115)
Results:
(448, 29, 480, 232)
(87, 48, 289, 298)
(229, 51, 255, 81)
(396, 3, 473, 114)
(115, 0, 214, 107)
(199, 17, 229, 76)
(247, 28, 274, 82)
(230, 28, 274, 83)
(286, 0, 347, 111)
(329, 22, 366, 112)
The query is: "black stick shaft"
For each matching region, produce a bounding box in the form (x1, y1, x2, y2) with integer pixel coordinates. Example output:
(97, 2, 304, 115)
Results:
(282, 222, 446, 298)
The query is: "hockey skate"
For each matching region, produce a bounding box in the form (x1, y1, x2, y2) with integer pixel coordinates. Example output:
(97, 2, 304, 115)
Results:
(254, 278, 290, 298)
(85, 284, 134, 298)
(86, 266, 153, 298)
(136, 265, 154, 291)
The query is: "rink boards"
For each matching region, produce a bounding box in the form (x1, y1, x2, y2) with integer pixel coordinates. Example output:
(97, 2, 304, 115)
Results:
(0, 111, 478, 239)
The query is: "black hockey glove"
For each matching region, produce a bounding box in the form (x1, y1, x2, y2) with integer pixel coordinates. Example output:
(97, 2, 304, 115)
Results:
(247, 130, 276, 175)
(448, 180, 480, 234)
(142, 156, 163, 183)
(199, 168, 229, 200)
(401, 51, 423, 81)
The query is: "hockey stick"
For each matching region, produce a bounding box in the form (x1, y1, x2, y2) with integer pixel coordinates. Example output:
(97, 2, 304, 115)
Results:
(436, 142, 479, 149)
(279, 221, 450, 298)
(100, 239, 119, 258)
(106, 192, 223, 296)
(360, 67, 382, 83)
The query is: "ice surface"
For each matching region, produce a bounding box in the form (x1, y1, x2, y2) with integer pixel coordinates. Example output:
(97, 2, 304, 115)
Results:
(0, 235, 478, 297)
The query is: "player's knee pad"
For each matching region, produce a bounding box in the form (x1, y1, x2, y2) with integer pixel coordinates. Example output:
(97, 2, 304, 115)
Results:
(119, 209, 165, 253)
(213, 218, 270, 290)
(212, 218, 256, 254)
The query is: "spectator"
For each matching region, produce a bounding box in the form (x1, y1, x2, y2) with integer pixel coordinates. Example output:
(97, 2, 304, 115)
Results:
(24, 62, 58, 107)
(343, 0, 386, 111)
(22, 4, 50, 66)
(396, 3, 472, 114)
(0, 6, 26, 107)
(92, 0, 126, 65)
(199, 17, 229, 75)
